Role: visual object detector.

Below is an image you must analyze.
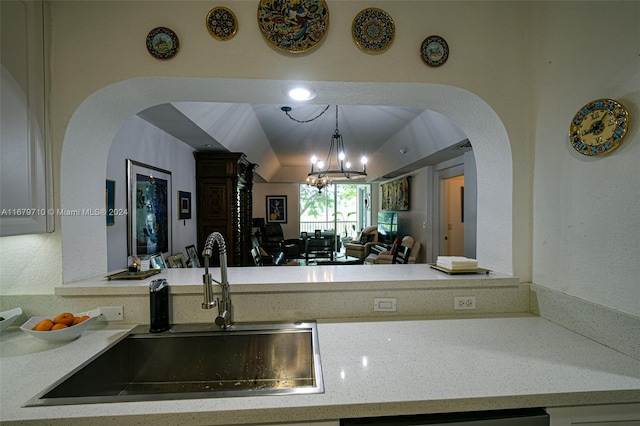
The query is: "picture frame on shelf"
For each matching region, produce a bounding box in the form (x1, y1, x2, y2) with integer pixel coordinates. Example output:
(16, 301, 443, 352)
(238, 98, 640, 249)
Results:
(185, 244, 201, 268)
(266, 195, 287, 223)
(167, 253, 187, 268)
(149, 253, 167, 269)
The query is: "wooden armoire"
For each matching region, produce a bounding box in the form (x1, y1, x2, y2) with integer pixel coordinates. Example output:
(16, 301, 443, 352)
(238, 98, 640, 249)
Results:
(195, 152, 256, 266)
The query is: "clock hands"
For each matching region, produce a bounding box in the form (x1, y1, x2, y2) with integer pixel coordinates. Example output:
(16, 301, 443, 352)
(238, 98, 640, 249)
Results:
(583, 110, 610, 136)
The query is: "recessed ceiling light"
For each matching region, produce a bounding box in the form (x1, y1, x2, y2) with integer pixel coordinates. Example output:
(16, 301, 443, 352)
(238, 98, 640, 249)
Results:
(288, 87, 316, 101)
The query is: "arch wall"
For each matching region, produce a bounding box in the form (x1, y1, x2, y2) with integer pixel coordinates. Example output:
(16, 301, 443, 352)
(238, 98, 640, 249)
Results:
(61, 78, 512, 283)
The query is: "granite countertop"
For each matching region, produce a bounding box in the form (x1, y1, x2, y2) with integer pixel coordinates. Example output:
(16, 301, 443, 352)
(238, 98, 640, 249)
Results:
(1, 316, 639, 425)
(56, 264, 519, 296)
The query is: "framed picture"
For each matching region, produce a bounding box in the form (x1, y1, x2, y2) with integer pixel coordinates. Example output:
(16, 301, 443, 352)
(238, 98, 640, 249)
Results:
(167, 253, 187, 268)
(106, 180, 115, 226)
(381, 176, 410, 211)
(314, 229, 322, 238)
(178, 190, 191, 220)
(127, 159, 172, 258)
(266, 195, 287, 223)
(301, 231, 308, 239)
(185, 244, 201, 268)
(149, 253, 167, 269)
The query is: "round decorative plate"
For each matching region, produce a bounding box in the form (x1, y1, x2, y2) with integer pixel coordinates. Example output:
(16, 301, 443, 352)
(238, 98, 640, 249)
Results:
(257, 0, 329, 54)
(569, 98, 629, 156)
(352, 8, 395, 53)
(206, 6, 238, 41)
(421, 35, 449, 67)
(146, 27, 179, 59)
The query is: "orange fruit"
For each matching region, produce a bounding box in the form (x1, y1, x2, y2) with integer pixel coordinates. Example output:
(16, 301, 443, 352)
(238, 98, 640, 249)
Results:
(51, 323, 68, 331)
(53, 312, 74, 325)
(71, 315, 90, 326)
(33, 319, 54, 331)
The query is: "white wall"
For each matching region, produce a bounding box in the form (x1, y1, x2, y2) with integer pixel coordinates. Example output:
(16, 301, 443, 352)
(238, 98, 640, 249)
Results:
(530, 2, 640, 316)
(1, 1, 638, 319)
(106, 116, 198, 272)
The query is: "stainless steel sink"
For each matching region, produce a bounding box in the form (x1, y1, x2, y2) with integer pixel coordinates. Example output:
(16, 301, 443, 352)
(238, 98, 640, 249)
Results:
(25, 322, 323, 406)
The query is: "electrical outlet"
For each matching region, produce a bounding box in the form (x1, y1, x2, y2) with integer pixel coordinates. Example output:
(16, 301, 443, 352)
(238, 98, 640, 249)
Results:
(374, 297, 397, 312)
(99, 306, 124, 321)
(454, 296, 476, 310)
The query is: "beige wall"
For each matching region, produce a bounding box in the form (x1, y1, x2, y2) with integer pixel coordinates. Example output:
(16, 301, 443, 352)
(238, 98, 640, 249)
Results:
(0, 1, 637, 317)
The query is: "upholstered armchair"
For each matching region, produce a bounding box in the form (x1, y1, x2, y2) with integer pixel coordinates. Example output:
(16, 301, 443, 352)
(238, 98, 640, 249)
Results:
(344, 226, 379, 260)
(365, 236, 421, 264)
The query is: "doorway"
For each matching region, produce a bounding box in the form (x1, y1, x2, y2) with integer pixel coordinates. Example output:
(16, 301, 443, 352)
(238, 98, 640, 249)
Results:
(442, 175, 465, 256)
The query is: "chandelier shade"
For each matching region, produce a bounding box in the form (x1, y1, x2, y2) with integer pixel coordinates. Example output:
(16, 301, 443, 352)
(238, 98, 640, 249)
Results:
(306, 105, 367, 193)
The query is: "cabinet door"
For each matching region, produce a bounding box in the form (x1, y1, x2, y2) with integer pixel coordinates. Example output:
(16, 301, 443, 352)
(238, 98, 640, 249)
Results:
(548, 404, 640, 426)
(0, 0, 53, 236)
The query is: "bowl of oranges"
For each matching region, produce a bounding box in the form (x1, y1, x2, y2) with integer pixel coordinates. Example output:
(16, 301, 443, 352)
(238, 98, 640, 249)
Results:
(20, 309, 99, 343)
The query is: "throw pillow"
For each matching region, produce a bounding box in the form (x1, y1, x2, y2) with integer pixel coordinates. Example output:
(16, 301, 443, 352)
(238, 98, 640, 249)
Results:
(389, 237, 402, 255)
(359, 232, 368, 244)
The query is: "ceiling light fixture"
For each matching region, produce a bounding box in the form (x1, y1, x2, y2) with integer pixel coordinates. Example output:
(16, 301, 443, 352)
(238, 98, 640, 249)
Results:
(288, 87, 316, 101)
(306, 105, 368, 193)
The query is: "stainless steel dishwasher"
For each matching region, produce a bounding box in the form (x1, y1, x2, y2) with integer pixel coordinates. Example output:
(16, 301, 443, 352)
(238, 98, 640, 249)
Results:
(341, 408, 549, 426)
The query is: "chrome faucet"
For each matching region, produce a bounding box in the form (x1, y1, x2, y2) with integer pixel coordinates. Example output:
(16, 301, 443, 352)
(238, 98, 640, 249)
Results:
(202, 232, 232, 329)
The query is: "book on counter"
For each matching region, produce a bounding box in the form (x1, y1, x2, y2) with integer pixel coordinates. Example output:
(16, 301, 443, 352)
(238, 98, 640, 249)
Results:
(436, 256, 478, 271)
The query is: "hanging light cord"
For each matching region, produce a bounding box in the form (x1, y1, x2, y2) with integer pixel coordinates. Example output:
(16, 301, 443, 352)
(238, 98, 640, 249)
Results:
(281, 105, 331, 123)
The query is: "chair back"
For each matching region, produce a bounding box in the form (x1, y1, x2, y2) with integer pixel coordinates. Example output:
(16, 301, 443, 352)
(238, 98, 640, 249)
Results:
(392, 245, 411, 264)
(250, 247, 263, 266)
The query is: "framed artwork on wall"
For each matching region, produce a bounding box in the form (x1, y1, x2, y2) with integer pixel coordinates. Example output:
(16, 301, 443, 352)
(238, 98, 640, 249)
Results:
(178, 190, 191, 220)
(126, 159, 172, 257)
(266, 195, 287, 223)
(381, 176, 410, 211)
(106, 179, 115, 226)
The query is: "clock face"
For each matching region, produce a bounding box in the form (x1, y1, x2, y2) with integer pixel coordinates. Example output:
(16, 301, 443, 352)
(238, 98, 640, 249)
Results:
(569, 99, 629, 156)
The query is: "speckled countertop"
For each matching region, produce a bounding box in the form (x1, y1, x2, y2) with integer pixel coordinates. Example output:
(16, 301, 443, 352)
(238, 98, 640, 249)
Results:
(1, 316, 639, 425)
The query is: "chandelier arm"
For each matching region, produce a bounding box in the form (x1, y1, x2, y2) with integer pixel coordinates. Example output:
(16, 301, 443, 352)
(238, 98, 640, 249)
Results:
(306, 105, 368, 194)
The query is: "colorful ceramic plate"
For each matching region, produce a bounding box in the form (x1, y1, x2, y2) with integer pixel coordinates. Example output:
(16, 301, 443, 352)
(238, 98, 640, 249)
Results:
(146, 26, 179, 59)
(257, 0, 329, 53)
(206, 6, 238, 41)
(352, 8, 395, 53)
(421, 35, 449, 67)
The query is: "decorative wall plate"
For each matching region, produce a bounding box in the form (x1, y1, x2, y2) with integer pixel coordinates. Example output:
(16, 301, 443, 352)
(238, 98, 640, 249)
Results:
(352, 8, 395, 53)
(257, 0, 329, 54)
(206, 6, 238, 41)
(146, 27, 179, 59)
(421, 35, 448, 67)
(569, 98, 629, 156)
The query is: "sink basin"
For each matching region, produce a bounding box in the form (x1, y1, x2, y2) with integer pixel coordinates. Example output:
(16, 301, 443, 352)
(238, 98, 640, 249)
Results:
(25, 322, 323, 406)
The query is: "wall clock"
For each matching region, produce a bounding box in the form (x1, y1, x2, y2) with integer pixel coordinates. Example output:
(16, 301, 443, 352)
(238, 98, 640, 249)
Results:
(569, 98, 629, 156)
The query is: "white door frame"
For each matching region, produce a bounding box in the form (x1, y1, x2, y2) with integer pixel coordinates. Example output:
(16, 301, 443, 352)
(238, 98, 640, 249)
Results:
(432, 160, 464, 263)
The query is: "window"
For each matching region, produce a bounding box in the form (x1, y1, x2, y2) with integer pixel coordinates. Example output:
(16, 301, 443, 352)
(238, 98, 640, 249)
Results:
(299, 183, 371, 239)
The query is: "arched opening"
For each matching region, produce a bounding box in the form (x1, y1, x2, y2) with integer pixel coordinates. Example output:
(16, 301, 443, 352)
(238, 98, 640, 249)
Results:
(61, 78, 512, 283)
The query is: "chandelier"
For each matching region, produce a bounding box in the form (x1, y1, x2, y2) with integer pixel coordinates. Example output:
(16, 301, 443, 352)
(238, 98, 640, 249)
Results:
(305, 105, 368, 193)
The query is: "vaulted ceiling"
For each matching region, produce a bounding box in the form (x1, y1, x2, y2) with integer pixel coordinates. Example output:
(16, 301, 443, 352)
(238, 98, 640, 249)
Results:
(137, 102, 471, 183)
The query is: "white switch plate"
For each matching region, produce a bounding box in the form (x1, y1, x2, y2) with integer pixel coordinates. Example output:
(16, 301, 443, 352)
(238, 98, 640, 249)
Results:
(99, 306, 124, 321)
(374, 297, 397, 312)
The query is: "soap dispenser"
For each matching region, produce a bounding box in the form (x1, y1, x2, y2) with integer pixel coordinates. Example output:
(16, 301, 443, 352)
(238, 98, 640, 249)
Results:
(149, 278, 170, 333)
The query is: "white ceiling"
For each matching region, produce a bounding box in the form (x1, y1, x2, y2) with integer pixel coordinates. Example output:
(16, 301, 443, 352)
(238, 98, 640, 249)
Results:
(137, 102, 471, 182)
